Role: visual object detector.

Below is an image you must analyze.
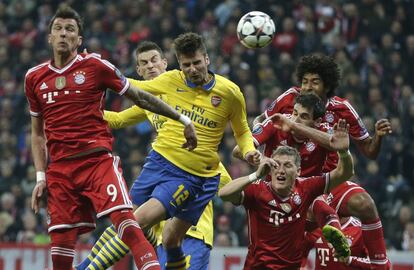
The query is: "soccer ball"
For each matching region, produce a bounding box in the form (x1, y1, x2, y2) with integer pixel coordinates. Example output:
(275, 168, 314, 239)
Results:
(237, 11, 276, 49)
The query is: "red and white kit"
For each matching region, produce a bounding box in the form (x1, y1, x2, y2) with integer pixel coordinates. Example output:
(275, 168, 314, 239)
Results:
(25, 54, 132, 233)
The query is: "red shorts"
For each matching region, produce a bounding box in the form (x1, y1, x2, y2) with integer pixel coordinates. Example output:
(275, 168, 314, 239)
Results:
(46, 151, 132, 233)
(326, 181, 365, 216)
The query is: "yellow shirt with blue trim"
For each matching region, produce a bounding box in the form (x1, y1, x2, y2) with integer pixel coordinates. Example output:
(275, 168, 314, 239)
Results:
(127, 69, 255, 177)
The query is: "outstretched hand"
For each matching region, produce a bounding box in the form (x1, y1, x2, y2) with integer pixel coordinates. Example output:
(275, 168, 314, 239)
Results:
(182, 123, 198, 151)
(329, 119, 350, 151)
(375, 118, 392, 137)
(271, 113, 294, 132)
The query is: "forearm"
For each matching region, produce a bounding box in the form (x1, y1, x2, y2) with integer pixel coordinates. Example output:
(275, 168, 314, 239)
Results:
(291, 122, 333, 150)
(328, 150, 354, 191)
(31, 134, 47, 172)
(232, 145, 244, 160)
(234, 129, 256, 157)
(125, 86, 180, 121)
(358, 135, 382, 159)
(104, 106, 146, 129)
(219, 173, 256, 204)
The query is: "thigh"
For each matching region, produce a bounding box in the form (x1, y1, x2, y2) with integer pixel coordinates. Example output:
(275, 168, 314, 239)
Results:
(182, 238, 210, 270)
(174, 174, 220, 225)
(327, 181, 365, 216)
(47, 162, 95, 234)
(80, 153, 133, 218)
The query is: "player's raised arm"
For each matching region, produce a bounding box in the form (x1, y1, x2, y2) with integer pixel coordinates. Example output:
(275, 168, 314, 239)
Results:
(354, 118, 392, 159)
(104, 106, 147, 129)
(219, 157, 275, 204)
(327, 119, 354, 191)
(124, 86, 197, 151)
(271, 113, 350, 152)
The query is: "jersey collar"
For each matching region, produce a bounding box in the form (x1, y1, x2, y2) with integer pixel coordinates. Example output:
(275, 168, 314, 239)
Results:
(185, 70, 216, 91)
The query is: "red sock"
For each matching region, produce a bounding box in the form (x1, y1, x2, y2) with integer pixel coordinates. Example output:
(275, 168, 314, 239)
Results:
(361, 219, 390, 270)
(110, 210, 160, 270)
(50, 229, 77, 270)
(312, 198, 341, 230)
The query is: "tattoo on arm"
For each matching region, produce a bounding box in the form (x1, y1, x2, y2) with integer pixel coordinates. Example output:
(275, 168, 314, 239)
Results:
(125, 88, 180, 121)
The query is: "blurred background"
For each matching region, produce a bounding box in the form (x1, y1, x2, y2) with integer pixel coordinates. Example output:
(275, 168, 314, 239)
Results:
(0, 0, 413, 269)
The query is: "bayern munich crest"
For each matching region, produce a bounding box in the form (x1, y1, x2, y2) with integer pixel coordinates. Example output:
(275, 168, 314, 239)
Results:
(73, 71, 86, 85)
(211, 96, 222, 107)
(292, 194, 302, 205)
(325, 112, 334, 123)
(305, 141, 316, 152)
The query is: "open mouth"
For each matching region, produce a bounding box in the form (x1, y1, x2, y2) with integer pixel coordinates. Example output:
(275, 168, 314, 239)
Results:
(276, 176, 286, 182)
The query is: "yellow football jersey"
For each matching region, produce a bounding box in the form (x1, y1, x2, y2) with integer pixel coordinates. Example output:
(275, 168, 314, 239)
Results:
(127, 70, 255, 177)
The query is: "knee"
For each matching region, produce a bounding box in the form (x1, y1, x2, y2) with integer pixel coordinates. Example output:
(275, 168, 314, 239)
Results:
(50, 228, 78, 248)
(347, 192, 378, 221)
(162, 229, 183, 249)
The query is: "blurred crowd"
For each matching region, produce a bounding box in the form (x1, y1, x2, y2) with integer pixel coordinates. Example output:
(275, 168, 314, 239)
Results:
(0, 0, 413, 252)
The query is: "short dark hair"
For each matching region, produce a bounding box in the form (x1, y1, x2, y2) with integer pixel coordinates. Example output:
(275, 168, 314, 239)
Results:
(295, 93, 326, 120)
(272, 146, 301, 167)
(48, 6, 83, 36)
(135, 41, 164, 60)
(296, 54, 340, 98)
(173, 32, 207, 57)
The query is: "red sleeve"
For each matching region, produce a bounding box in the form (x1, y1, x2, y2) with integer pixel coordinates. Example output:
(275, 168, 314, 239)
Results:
(94, 58, 130, 95)
(301, 230, 320, 267)
(340, 100, 369, 141)
(322, 151, 339, 173)
(252, 119, 277, 147)
(264, 87, 299, 118)
(24, 73, 41, 117)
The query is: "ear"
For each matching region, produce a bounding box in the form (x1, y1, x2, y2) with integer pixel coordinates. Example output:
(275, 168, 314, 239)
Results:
(136, 65, 143, 77)
(47, 34, 52, 45)
(313, 117, 322, 127)
(162, 58, 168, 70)
(205, 54, 210, 65)
(297, 166, 301, 176)
(77, 36, 83, 47)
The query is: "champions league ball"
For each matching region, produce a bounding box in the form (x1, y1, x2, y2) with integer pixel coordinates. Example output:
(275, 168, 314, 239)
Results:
(237, 11, 276, 49)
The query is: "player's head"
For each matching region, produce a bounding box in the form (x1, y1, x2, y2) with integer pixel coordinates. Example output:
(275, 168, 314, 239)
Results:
(173, 32, 210, 86)
(270, 146, 301, 196)
(296, 54, 340, 99)
(48, 6, 83, 55)
(291, 93, 326, 140)
(135, 41, 167, 80)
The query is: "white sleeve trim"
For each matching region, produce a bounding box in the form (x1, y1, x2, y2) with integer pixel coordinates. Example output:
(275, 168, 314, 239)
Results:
(30, 111, 41, 117)
(118, 79, 130, 96)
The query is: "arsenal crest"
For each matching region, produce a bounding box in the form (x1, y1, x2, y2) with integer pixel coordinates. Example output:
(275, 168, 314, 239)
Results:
(211, 96, 221, 107)
(55, 76, 66, 90)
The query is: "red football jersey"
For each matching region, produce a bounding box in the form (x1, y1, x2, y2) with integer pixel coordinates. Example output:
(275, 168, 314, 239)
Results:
(252, 117, 330, 177)
(242, 174, 329, 269)
(25, 54, 129, 162)
(304, 217, 371, 270)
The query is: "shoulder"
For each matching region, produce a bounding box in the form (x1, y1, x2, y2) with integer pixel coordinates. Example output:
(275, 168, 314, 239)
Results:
(277, 86, 301, 102)
(25, 61, 49, 80)
(214, 74, 242, 94)
(80, 53, 116, 70)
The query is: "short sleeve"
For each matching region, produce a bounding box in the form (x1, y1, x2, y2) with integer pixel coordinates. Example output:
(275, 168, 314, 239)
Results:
(24, 73, 41, 117)
(252, 119, 277, 147)
(342, 100, 369, 141)
(242, 181, 260, 209)
(301, 174, 330, 200)
(264, 88, 298, 118)
(96, 58, 130, 95)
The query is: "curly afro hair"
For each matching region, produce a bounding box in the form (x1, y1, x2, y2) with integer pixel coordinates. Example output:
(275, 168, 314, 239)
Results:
(296, 54, 341, 98)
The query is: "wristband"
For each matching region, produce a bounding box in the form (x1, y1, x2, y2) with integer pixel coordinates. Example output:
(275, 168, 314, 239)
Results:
(338, 150, 351, 158)
(179, 115, 192, 126)
(248, 172, 258, 183)
(36, 171, 46, 183)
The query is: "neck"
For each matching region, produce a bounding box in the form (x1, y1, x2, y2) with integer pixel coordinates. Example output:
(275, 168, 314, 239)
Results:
(271, 182, 292, 198)
(53, 51, 77, 68)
